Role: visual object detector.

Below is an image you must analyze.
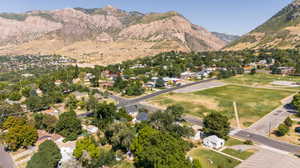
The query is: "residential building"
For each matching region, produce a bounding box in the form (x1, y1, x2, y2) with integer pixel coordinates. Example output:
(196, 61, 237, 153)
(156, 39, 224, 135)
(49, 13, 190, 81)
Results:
(203, 135, 225, 149)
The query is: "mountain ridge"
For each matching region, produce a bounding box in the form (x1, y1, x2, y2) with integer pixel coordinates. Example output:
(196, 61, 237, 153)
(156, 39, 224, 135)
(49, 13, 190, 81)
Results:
(226, 0, 300, 50)
(0, 6, 226, 65)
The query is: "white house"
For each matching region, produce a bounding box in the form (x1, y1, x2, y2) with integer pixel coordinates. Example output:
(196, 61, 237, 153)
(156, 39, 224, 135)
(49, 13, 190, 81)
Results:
(203, 135, 225, 149)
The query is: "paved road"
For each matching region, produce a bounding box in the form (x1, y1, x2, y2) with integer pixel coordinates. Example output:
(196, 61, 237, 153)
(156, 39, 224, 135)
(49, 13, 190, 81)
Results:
(236, 147, 300, 168)
(118, 78, 217, 107)
(234, 130, 300, 154)
(0, 146, 15, 168)
(248, 96, 296, 135)
(173, 81, 225, 93)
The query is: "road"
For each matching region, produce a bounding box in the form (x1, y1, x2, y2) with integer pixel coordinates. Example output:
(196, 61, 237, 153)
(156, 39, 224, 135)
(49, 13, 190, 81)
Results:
(234, 130, 300, 154)
(236, 147, 300, 168)
(117, 78, 217, 107)
(247, 96, 296, 135)
(0, 146, 15, 168)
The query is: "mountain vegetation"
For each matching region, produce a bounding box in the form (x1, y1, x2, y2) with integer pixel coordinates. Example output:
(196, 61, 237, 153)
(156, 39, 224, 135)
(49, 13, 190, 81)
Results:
(227, 0, 300, 50)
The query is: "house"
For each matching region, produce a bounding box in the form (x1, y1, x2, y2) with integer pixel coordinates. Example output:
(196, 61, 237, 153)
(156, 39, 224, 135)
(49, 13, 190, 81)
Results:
(132, 112, 148, 123)
(55, 80, 63, 86)
(277, 67, 295, 75)
(21, 73, 34, 78)
(180, 71, 195, 79)
(82, 125, 99, 134)
(203, 135, 225, 149)
(144, 82, 155, 88)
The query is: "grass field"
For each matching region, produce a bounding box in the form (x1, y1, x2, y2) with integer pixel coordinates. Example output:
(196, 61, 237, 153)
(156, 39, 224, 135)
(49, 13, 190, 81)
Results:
(223, 73, 300, 89)
(222, 148, 255, 160)
(188, 147, 240, 168)
(149, 85, 294, 127)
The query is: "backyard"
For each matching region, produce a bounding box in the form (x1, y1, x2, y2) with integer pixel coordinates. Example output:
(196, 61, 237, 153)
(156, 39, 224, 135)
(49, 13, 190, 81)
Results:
(148, 85, 294, 127)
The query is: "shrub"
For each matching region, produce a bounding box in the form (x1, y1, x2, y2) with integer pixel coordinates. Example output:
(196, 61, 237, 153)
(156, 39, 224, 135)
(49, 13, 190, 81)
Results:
(276, 124, 289, 136)
(284, 117, 293, 127)
(244, 140, 254, 145)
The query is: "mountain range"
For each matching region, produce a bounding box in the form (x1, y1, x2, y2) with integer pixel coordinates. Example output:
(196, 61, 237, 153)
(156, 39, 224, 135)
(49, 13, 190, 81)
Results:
(0, 6, 229, 65)
(227, 0, 300, 50)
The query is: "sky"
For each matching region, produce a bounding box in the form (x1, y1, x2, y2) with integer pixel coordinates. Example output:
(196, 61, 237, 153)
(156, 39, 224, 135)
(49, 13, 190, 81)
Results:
(0, 0, 294, 35)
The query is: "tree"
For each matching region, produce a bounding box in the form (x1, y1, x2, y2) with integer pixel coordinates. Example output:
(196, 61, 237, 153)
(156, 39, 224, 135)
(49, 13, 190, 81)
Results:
(65, 95, 79, 110)
(27, 140, 61, 168)
(25, 96, 50, 112)
(93, 102, 117, 129)
(2, 116, 27, 130)
(276, 124, 289, 136)
(8, 92, 22, 101)
(192, 160, 202, 168)
(125, 80, 145, 96)
(104, 123, 135, 152)
(284, 117, 293, 127)
(155, 78, 165, 88)
(0, 102, 23, 126)
(130, 126, 193, 168)
(34, 113, 58, 133)
(203, 113, 230, 139)
(149, 105, 194, 138)
(250, 68, 256, 75)
(4, 123, 38, 151)
(55, 111, 82, 141)
(292, 93, 300, 113)
(73, 136, 100, 160)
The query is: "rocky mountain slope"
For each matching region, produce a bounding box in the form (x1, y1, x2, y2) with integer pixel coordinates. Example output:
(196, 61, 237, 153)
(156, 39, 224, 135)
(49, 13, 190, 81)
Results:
(0, 6, 226, 65)
(226, 0, 300, 50)
(212, 32, 239, 44)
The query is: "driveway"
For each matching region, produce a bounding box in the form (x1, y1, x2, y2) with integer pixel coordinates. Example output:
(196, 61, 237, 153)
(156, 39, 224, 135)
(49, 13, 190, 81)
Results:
(0, 146, 15, 168)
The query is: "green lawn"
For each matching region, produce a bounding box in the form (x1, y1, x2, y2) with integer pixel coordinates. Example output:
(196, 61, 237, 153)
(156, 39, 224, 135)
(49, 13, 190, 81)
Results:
(188, 148, 240, 168)
(225, 138, 244, 146)
(149, 85, 294, 127)
(222, 148, 255, 160)
(223, 73, 300, 88)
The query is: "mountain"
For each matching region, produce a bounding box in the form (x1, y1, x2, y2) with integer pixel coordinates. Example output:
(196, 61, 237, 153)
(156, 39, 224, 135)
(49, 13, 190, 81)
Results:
(212, 32, 240, 44)
(0, 6, 226, 65)
(226, 0, 300, 50)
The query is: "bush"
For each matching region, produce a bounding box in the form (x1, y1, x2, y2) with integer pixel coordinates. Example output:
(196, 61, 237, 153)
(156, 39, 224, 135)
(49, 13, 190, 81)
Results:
(244, 140, 254, 145)
(8, 92, 22, 101)
(276, 124, 289, 136)
(284, 117, 293, 127)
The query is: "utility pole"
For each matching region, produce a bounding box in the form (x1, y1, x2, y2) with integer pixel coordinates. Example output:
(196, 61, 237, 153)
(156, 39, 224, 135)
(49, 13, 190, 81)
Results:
(233, 101, 241, 129)
(269, 121, 272, 137)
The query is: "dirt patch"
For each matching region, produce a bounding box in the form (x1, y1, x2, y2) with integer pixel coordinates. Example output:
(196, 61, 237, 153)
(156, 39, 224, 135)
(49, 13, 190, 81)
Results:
(164, 93, 221, 111)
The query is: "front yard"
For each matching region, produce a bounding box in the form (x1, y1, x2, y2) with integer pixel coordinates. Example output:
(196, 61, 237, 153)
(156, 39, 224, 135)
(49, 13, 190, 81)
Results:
(188, 147, 241, 168)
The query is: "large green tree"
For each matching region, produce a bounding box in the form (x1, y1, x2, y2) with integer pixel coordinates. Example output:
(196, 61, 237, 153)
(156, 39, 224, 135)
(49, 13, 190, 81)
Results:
(55, 111, 82, 141)
(4, 117, 38, 151)
(131, 126, 193, 168)
(27, 140, 62, 168)
(34, 113, 58, 133)
(203, 113, 230, 139)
